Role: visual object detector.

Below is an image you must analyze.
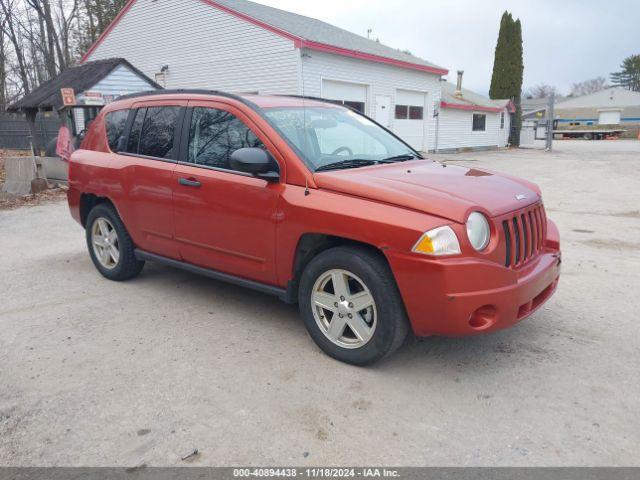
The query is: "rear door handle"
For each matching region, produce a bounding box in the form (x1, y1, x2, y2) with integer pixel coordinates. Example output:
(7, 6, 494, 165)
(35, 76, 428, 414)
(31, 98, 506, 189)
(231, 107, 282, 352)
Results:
(179, 177, 201, 188)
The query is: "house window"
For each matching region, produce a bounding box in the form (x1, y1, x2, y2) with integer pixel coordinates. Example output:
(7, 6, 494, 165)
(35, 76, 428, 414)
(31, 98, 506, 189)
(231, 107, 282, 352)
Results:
(342, 101, 365, 113)
(328, 99, 365, 114)
(472, 113, 486, 132)
(500, 112, 505, 129)
(395, 105, 424, 120)
(409, 106, 424, 120)
(395, 105, 408, 119)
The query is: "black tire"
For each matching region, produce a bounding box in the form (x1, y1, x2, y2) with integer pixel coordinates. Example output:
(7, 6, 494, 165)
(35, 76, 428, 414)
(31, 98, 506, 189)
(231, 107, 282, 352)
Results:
(298, 246, 410, 366)
(85, 203, 145, 281)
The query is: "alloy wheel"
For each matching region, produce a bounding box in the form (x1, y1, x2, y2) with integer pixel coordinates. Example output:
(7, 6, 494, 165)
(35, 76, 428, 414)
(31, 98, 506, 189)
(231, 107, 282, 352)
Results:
(311, 269, 377, 349)
(91, 217, 120, 270)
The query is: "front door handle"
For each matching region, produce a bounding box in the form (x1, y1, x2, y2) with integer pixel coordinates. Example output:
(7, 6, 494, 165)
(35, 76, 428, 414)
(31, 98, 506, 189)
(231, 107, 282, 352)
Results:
(179, 177, 201, 188)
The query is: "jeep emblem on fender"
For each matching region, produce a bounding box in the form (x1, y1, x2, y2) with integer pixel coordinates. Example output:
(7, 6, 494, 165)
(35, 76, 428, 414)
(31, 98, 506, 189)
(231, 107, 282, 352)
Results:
(515, 194, 527, 200)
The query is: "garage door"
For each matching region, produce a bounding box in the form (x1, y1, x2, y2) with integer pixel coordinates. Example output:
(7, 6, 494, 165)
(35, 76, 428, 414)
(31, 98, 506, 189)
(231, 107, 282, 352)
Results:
(598, 110, 621, 125)
(321, 80, 367, 114)
(394, 89, 427, 151)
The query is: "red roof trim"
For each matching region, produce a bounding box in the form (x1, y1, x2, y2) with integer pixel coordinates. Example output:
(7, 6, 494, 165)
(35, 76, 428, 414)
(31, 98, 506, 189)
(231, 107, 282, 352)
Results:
(441, 101, 506, 113)
(301, 40, 448, 75)
(81, 0, 137, 63)
(81, 0, 448, 76)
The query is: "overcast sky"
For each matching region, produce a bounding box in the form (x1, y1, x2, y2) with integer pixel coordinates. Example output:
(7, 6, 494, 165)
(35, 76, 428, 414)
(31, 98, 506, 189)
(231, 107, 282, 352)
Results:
(256, 0, 640, 96)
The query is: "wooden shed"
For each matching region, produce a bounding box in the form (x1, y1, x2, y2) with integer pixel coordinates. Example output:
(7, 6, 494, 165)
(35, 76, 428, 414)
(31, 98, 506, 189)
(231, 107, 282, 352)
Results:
(8, 58, 161, 154)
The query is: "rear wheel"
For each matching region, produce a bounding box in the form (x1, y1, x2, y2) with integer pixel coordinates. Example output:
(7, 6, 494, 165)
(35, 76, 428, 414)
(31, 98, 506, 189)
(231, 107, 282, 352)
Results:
(298, 246, 409, 365)
(86, 203, 144, 281)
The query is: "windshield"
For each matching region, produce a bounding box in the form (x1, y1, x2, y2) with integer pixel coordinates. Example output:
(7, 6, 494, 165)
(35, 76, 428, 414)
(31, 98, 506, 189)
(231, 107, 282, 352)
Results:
(263, 106, 420, 171)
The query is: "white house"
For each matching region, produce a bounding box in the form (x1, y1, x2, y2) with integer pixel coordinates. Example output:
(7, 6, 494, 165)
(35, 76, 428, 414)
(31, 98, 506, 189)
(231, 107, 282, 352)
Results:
(82, 0, 513, 152)
(436, 73, 514, 151)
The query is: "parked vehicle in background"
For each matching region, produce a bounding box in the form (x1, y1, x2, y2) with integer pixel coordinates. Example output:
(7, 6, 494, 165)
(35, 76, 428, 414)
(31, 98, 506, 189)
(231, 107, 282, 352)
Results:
(67, 91, 561, 365)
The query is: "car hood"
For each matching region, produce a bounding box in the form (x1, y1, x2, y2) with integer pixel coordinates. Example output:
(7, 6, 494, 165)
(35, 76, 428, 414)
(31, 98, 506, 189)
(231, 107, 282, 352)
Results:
(313, 160, 541, 223)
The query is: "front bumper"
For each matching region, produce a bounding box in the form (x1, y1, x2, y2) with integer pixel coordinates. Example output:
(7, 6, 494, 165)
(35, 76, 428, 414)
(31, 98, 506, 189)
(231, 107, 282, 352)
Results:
(386, 220, 561, 337)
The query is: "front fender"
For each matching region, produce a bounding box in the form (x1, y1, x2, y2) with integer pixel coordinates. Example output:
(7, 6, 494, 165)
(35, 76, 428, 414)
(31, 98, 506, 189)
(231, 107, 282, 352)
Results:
(275, 184, 452, 286)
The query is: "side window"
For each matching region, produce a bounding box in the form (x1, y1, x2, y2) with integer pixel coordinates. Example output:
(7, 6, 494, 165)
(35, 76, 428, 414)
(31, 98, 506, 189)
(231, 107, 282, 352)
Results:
(139, 106, 180, 159)
(188, 107, 265, 170)
(105, 109, 129, 152)
(126, 108, 145, 154)
(125, 106, 180, 159)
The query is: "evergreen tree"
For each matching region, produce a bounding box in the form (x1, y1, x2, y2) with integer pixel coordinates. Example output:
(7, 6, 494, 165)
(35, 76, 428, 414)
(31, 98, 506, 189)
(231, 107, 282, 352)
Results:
(610, 54, 640, 92)
(489, 12, 524, 146)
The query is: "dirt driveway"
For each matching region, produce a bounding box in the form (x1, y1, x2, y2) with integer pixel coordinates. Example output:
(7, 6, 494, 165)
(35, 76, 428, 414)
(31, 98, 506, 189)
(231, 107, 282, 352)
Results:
(1, 140, 639, 467)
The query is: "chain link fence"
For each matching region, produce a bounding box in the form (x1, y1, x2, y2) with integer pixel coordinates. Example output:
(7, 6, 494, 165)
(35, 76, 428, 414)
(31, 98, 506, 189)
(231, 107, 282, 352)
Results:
(0, 112, 60, 151)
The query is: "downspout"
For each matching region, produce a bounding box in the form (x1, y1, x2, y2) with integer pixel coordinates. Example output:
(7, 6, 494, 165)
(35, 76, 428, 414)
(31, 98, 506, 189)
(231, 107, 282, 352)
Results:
(434, 102, 440, 153)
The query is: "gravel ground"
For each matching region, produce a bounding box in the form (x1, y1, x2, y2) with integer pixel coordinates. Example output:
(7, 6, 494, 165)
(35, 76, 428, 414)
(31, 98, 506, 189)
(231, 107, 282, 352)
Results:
(0, 140, 639, 467)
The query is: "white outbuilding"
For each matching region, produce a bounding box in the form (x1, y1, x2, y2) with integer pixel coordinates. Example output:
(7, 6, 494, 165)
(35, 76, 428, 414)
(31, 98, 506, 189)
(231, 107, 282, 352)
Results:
(82, 0, 513, 152)
(436, 73, 514, 152)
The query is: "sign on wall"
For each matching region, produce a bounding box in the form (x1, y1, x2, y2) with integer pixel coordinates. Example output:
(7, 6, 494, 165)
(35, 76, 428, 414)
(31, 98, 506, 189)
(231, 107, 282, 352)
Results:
(61, 88, 76, 106)
(79, 91, 105, 106)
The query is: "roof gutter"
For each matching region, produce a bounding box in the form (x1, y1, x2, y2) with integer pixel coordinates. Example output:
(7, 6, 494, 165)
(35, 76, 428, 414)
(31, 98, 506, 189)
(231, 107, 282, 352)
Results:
(298, 40, 448, 76)
(441, 101, 509, 114)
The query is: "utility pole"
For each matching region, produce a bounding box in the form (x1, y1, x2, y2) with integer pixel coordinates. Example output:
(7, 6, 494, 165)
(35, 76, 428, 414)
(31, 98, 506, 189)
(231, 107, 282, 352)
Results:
(545, 93, 555, 151)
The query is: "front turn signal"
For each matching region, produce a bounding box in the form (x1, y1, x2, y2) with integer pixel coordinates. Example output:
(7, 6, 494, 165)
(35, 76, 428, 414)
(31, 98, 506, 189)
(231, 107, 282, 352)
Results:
(412, 226, 461, 256)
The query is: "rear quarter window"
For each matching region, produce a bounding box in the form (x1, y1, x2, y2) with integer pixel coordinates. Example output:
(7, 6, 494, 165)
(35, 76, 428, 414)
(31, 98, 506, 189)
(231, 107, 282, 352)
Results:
(105, 109, 130, 152)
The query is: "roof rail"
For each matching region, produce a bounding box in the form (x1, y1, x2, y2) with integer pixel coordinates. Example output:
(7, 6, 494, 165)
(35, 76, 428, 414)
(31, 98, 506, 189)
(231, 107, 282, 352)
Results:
(274, 94, 338, 105)
(116, 89, 260, 109)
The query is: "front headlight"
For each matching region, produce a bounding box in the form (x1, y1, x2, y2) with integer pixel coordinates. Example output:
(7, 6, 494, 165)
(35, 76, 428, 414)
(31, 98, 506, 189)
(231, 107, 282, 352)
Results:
(466, 211, 490, 251)
(412, 226, 461, 256)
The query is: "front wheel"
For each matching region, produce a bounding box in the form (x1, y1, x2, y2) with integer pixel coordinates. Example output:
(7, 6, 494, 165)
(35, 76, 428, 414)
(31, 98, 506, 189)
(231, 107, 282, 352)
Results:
(298, 246, 409, 365)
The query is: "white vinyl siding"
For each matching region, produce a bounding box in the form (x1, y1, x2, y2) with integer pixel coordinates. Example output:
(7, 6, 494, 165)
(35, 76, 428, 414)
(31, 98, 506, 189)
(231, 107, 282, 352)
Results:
(85, 0, 300, 94)
(438, 108, 510, 151)
(73, 64, 158, 132)
(301, 50, 441, 152)
(87, 64, 157, 98)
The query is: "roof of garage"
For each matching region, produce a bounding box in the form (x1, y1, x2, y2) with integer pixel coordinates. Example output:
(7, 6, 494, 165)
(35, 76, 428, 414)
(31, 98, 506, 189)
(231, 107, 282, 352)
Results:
(82, 0, 448, 76)
(440, 82, 515, 113)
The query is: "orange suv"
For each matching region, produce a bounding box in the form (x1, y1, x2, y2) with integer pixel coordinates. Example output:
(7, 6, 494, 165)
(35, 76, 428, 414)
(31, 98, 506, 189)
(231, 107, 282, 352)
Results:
(68, 90, 561, 365)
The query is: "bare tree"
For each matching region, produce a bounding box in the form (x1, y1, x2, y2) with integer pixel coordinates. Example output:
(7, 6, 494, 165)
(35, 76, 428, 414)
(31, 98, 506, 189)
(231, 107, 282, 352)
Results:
(25, 0, 67, 72)
(0, 0, 127, 106)
(0, 0, 31, 95)
(524, 83, 559, 99)
(0, 15, 7, 109)
(569, 77, 608, 97)
(56, 0, 80, 65)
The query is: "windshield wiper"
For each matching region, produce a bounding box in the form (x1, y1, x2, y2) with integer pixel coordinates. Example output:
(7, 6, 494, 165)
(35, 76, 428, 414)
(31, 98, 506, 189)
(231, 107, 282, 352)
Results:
(316, 159, 380, 172)
(383, 154, 421, 162)
(315, 156, 415, 172)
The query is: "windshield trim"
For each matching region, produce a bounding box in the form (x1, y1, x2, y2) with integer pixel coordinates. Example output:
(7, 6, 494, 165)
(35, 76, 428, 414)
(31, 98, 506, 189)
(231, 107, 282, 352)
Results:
(255, 102, 423, 173)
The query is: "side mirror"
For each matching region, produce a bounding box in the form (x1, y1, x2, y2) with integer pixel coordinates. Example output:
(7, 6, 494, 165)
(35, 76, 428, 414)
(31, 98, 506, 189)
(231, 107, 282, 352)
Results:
(230, 148, 280, 182)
